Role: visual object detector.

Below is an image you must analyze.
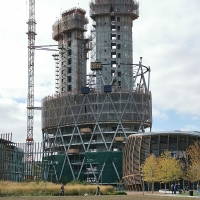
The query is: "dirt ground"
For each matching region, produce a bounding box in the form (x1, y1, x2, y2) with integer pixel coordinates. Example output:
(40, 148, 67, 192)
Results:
(0, 192, 197, 200)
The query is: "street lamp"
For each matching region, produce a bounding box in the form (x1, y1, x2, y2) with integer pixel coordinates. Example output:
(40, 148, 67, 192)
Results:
(44, 160, 48, 196)
(141, 164, 144, 195)
(50, 170, 53, 182)
(16, 171, 21, 182)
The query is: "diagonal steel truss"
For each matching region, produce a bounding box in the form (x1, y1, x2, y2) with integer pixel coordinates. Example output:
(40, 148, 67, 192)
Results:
(42, 59, 152, 184)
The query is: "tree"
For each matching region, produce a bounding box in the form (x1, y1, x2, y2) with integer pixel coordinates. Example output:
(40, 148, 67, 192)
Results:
(186, 141, 200, 189)
(158, 150, 182, 192)
(186, 141, 200, 165)
(143, 153, 159, 193)
(186, 162, 200, 189)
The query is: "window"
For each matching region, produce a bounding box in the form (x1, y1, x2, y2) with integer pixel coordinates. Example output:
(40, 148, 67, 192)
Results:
(111, 60, 116, 65)
(68, 58, 71, 65)
(111, 42, 116, 49)
(117, 35, 120, 40)
(118, 81, 121, 86)
(111, 16, 115, 22)
(117, 17, 120, 22)
(111, 33, 116, 40)
(118, 72, 121, 77)
(117, 44, 121, 49)
(68, 41, 71, 47)
(110, 5, 114, 13)
(111, 52, 116, 58)
(111, 25, 116, 31)
(68, 85, 71, 91)
(118, 53, 121, 58)
(68, 76, 71, 82)
(117, 26, 120, 31)
(68, 49, 71, 56)
(68, 67, 71, 74)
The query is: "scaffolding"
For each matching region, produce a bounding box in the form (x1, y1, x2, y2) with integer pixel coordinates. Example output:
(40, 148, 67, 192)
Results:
(41, 1, 151, 185)
(52, 53, 59, 94)
(41, 58, 152, 184)
(0, 133, 43, 182)
(52, 8, 89, 94)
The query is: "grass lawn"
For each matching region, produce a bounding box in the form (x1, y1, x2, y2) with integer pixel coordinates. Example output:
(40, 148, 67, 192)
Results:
(0, 194, 197, 200)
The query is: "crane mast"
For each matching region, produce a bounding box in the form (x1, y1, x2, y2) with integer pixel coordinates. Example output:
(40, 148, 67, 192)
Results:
(26, 0, 36, 179)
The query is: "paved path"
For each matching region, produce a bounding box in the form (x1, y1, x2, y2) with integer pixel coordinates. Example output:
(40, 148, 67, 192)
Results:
(126, 190, 200, 198)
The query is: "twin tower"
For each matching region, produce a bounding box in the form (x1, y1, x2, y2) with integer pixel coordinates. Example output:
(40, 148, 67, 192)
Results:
(42, 0, 152, 185)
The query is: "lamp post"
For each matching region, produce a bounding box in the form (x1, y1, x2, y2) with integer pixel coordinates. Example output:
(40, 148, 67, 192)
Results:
(141, 164, 144, 195)
(101, 174, 102, 185)
(50, 170, 53, 182)
(44, 160, 48, 196)
(17, 171, 21, 182)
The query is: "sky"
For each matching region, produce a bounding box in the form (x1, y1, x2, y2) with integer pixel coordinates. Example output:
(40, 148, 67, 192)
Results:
(0, 0, 200, 143)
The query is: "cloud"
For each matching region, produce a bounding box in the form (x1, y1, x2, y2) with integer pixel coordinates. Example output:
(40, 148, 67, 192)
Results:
(133, 0, 200, 117)
(152, 107, 169, 121)
(180, 125, 199, 132)
(0, 0, 200, 144)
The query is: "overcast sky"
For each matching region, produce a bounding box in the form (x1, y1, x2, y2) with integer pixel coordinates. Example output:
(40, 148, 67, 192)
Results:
(0, 0, 199, 143)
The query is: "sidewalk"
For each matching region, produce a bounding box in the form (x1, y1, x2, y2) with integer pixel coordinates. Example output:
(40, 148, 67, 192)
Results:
(126, 190, 200, 198)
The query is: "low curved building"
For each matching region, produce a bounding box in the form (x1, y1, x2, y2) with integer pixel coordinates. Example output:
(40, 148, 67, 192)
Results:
(123, 131, 200, 190)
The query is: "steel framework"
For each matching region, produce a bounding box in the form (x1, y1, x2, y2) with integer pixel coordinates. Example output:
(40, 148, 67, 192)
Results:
(0, 133, 44, 182)
(41, 59, 152, 184)
(41, 0, 152, 185)
(26, 0, 36, 179)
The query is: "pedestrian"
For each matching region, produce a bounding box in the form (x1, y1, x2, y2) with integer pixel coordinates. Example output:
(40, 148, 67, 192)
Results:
(174, 183, 178, 194)
(60, 184, 64, 196)
(171, 183, 174, 194)
(95, 186, 100, 195)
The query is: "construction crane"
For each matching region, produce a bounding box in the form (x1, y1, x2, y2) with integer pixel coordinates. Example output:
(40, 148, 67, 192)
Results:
(25, 0, 36, 179)
(25, 0, 59, 179)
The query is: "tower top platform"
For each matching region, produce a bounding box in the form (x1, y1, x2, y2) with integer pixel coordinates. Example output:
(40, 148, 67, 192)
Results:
(90, 0, 139, 20)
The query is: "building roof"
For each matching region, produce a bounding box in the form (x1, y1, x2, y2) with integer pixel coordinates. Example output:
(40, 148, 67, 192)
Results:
(129, 131, 200, 138)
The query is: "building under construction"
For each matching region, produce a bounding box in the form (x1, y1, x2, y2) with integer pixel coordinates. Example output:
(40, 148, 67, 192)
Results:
(42, 0, 152, 185)
(0, 133, 24, 181)
(0, 133, 43, 182)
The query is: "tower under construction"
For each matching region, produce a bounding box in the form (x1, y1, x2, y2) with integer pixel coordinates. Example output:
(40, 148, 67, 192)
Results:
(42, 0, 152, 185)
(52, 8, 89, 94)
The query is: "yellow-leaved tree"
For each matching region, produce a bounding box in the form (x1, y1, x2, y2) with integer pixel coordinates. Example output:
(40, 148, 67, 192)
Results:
(186, 141, 200, 164)
(143, 153, 159, 193)
(186, 141, 200, 189)
(158, 150, 182, 192)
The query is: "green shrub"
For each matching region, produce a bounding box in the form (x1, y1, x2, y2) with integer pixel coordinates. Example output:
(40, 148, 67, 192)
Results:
(107, 191, 127, 195)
